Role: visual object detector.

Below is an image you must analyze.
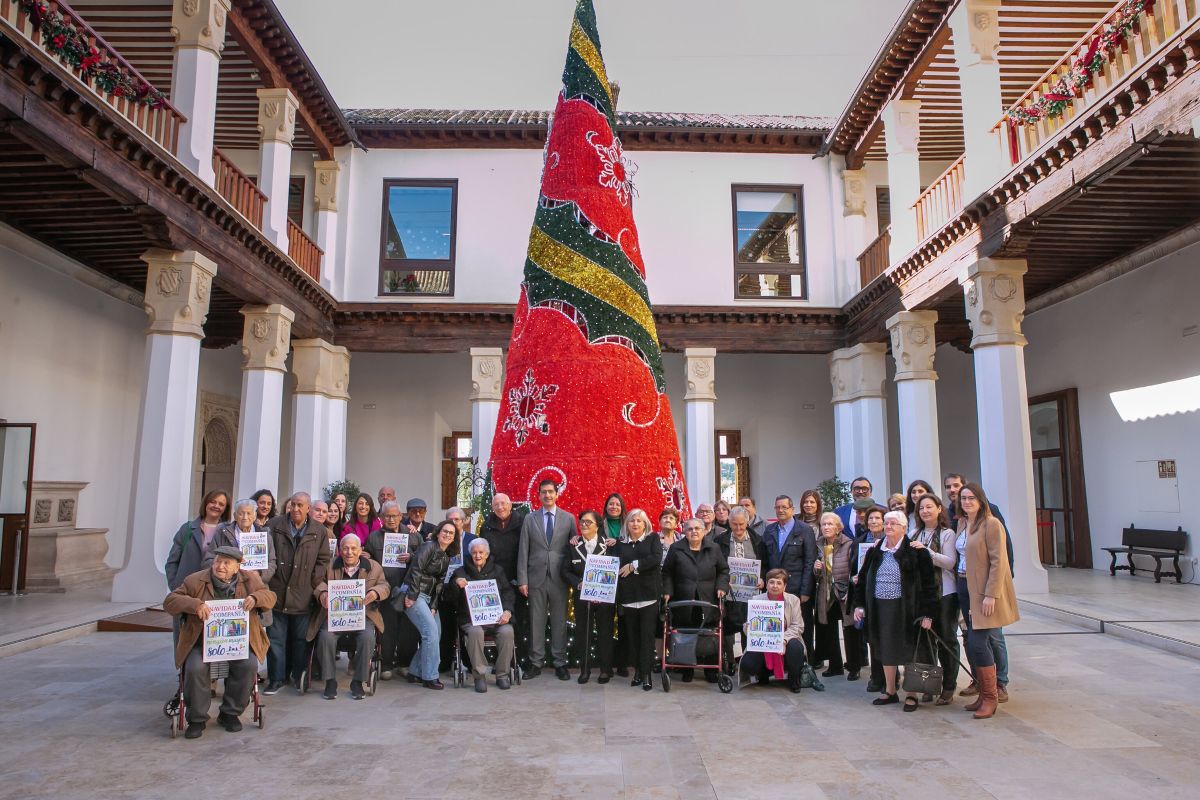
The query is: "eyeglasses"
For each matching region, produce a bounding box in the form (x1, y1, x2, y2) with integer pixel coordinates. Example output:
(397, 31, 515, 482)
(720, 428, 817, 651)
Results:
(579, 519, 596, 527)
(851, 485, 871, 495)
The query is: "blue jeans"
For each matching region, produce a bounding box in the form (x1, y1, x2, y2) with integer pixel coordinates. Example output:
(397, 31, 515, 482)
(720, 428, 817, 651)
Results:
(267, 611, 310, 683)
(405, 593, 441, 681)
(989, 627, 1009, 686)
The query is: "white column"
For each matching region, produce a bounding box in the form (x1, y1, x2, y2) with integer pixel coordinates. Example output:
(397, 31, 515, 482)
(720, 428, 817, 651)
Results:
(256, 88, 299, 250)
(949, 0, 1009, 197)
(882, 98, 922, 262)
(842, 167, 869, 298)
(169, 0, 229, 185)
(112, 250, 217, 602)
(887, 310, 942, 489)
(289, 339, 350, 498)
(829, 344, 890, 495)
(232, 304, 294, 500)
(683, 348, 717, 506)
(469, 347, 504, 472)
(961, 258, 1049, 594)
(313, 159, 340, 295)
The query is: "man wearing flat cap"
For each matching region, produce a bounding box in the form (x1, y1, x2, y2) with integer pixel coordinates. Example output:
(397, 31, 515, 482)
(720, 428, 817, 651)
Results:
(163, 546, 276, 739)
(402, 498, 437, 540)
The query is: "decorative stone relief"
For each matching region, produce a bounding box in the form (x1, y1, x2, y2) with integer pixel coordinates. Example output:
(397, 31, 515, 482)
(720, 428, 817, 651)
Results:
(192, 392, 239, 511)
(883, 99, 921, 155)
(142, 249, 217, 339)
(28, 482, 88, 531)
(469, 347, 505, 402)
(34, 499, 52, 525)
(951, 0, 1002, 67)
(828, 343, 888, 403)
(170, 0, 231, 56)
(961, 258, 1028, 347)
(240, 304, 295, 372)
(57, 499, 76, 525)
(886, 310, 939, 382)
(256, 88, 299, 146)
(292, 339, 351, 400)
(683, 348, 717, 402)
(313, 161, 341, 212)
(842, 169, 867, 217)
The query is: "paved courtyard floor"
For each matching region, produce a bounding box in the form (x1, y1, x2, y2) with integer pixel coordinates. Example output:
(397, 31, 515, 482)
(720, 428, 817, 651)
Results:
(1, 606, 1197, 800)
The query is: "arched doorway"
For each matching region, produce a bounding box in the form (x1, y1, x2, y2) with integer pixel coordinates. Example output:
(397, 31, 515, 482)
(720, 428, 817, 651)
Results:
(201, 417, 235, 500)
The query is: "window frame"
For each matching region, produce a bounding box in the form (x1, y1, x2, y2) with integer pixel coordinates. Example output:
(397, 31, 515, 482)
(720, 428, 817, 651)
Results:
(729, 183, 808, 301)
(378, 178, 459, 297)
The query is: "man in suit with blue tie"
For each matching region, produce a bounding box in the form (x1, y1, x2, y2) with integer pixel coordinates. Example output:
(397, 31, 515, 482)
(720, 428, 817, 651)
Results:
(518, 479, 577, 680)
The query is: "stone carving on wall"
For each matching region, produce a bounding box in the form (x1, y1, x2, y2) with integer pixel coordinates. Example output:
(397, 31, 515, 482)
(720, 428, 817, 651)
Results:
(683, 348, 717, 401)
(886, 311, 938, 382)
(34, 498, 52, 525)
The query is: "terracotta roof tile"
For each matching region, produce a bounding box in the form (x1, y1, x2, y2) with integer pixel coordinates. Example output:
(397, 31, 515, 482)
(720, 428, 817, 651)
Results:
(344, 108, 832, 132)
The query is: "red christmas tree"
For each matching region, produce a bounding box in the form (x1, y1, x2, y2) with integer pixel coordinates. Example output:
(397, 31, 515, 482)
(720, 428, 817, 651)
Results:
(488, 0, 691, 522)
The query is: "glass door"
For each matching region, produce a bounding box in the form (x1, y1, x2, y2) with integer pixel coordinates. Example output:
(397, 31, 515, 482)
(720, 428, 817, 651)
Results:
(0, 423, 36, 594)
(1029, 390, 1092, 568)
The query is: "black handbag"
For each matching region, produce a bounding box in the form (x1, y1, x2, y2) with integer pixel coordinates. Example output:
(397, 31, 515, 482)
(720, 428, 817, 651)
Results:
(901, 628, 943, 695)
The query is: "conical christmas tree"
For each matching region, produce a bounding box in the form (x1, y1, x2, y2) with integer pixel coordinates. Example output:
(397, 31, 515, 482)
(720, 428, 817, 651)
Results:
(488, 0, 691, 521)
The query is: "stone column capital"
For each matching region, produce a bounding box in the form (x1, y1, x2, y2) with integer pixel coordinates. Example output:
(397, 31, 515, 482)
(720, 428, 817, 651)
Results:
(960, 258, 1028, 347)
(292, 339, 350, 400)
(882, 98, 922, 155)
(240, 304, 295, 372)
(313, 160, 340, 212)
(683, 348, 717, 401)
(170, 0, 230, 56)
(829, 343, 888, 403)
(469, 347, 504, 402)
(950, 0, 1002, 68)
(886, 310, 939, 382)
(842, 168, 868, 217)
(141, 249, 217, 338)
(257, 88, 299, 146)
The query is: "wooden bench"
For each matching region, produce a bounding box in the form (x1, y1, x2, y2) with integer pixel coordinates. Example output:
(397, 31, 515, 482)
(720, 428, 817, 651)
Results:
(1103, 525, 1188, 584)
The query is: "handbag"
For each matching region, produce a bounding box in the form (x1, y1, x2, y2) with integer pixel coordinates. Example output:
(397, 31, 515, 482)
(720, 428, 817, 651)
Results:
(901, 627, 943, 695)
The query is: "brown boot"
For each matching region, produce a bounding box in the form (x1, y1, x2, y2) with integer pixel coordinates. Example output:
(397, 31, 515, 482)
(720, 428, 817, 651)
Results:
(964, 687, 984, 712)
(973, 666, 998, 719)
(997, 684, 1009, 703)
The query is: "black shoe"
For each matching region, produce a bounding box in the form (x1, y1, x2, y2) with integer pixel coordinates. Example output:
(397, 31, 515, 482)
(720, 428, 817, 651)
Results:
(642, 679, 653, 692)
(866, 680, 883, 693)
(631, 673, 643, 687)
(823, 668, 843, 678)
(184, 722, 205, 739)
(789, 682, 802, 694)
(555, 666, 570, 681)
(497, 674, 511, 690)
(525, 665, 542, 679)
(597, 672, 612, 684)
(262, 680, 284, 696)
(474, 677, 487, 693)
(350, 680, 365, 700)
(872, 693, 900, 706)
(217, 713, 242, 732)
(847, 670, 861, 681)
(423, 679, 444, 690)
(578, 670, 591, 684)
(616, 667, 629, 677)
(680, 670, 693, 683)
(704, 670, 719, 684)
(322, 680, 337, 700)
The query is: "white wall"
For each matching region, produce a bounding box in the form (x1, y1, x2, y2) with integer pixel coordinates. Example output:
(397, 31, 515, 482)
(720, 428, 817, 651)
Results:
(340, 147, 843, 307)
(1024, 245, 1200, 565)
(936, 344, 981, 485)
(0, 227, 144, 567)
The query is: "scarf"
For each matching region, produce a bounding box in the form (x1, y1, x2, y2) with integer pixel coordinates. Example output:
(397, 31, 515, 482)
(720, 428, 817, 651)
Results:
(605, 518, 622, 540)
(764, 592, 787, 679)
(211, 571, 239, 599)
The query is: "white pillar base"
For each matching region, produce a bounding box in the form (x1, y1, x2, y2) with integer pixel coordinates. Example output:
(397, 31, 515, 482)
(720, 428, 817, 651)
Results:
(684, 400, 716, 506)
(896, 379, 942, 490)
(233, 369, 284, 501)
(112, 333, 201, 602)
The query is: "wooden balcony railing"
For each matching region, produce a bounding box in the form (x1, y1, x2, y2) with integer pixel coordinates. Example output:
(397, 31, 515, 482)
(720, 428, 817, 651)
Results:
(287, 218, 323, 282)
(913, 154, 966, 243)
(999, 0, 1199, 165)
(212, 147, 266, 229)
(2, 0, 186, 152)
(857, 225, 891, 287)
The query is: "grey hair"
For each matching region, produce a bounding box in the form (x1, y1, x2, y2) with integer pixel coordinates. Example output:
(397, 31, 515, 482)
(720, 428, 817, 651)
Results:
(682, 517, 706, 531)
(380, 500, 402, 514)
(728, 506, 749, 522)
(447, 506, 465, 518)
(291, 491, 312, 505)
(883, 510, 908, 528)
(468, 537, 490, 555)
(234, 498, 256, 513)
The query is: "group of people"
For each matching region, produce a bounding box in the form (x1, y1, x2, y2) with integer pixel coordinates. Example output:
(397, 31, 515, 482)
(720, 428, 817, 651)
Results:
(163, 471, 1019, 739)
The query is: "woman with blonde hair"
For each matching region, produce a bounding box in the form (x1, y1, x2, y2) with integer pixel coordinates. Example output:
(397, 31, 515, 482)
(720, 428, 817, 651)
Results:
(611, 508, 662, 691)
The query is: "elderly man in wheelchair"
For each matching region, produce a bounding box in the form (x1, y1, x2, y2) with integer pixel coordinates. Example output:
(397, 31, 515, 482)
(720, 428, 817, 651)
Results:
(163, 545, 276, 739)
(306, 533, 389, 700)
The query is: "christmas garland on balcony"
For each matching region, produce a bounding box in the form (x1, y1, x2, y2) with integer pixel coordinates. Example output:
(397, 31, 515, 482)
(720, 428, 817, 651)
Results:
(1005, 0, 1154, 127)
(18, 0, 168, 109)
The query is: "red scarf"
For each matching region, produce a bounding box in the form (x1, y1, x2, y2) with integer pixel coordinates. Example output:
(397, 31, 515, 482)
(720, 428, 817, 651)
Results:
(764, 592, 787, 679)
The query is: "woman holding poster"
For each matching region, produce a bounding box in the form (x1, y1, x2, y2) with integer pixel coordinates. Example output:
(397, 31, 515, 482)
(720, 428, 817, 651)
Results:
(562, 510, 615, 685)
(612, 509, 662, 691)
(402, 521, 460, 690)
(739, 569, 807, 692)
(448, 538, 516, 693)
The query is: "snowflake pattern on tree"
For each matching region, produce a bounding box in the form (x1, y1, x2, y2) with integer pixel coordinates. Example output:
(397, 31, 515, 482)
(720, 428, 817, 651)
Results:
(656, 462, 687, 512)
(588, 131, 635, 207)
(502, 369, 559, 447)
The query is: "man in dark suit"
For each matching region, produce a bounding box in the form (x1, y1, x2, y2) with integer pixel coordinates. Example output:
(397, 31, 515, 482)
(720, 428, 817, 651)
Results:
(517, 479, 577, 679)
(762, 494, 819, 666)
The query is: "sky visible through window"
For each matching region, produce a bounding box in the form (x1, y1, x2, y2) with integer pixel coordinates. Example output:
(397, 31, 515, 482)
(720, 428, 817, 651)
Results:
(386, 186, 453, 261)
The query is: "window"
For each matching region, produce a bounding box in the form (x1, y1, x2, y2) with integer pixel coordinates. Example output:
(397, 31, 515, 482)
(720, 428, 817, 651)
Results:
(441, 432, 475, 510)
(287, 176, 305, 228)
(731, 185, 806, 299)
(715, 429, 750, 505)
(379, 179, 457, 296)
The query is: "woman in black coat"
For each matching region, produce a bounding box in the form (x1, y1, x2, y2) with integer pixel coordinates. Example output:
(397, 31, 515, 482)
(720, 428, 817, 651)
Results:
(852, 511, 939, 711)
(663, 517, 730, 682)
(562, 510, 615, 684)
(611, 508, 663, 691)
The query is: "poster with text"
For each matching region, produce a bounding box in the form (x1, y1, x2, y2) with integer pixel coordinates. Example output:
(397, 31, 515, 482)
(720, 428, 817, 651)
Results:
(236, 530, 269, 572)
(466, 579, 505, 626)
(857, 543, 875, 575)
(203, 599, 250, 663)
(746, 598, 785, 654)
(445, 552, 463, 584)
(382, 532, 409, 568)
(327, 578, 366, 631)
(580, 554, 619, 603)
(727, 557, 762, 602)
(328, 537, 336, 556)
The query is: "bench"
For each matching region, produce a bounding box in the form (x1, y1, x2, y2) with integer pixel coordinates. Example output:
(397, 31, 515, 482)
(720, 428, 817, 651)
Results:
(1103, 525, 1188, 584)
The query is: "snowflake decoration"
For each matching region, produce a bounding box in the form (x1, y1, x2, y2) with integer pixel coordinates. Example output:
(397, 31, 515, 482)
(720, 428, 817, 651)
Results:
(656, 462, 686, 511)
(502, 368, 559, 447)
(587, 131, 637, 206)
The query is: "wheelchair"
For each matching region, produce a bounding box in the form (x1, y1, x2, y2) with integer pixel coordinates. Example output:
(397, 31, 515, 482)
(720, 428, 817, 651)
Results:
(297, 630, 381, 697)
(452, 624, 523, 689)
(165, 659, 264, 739)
